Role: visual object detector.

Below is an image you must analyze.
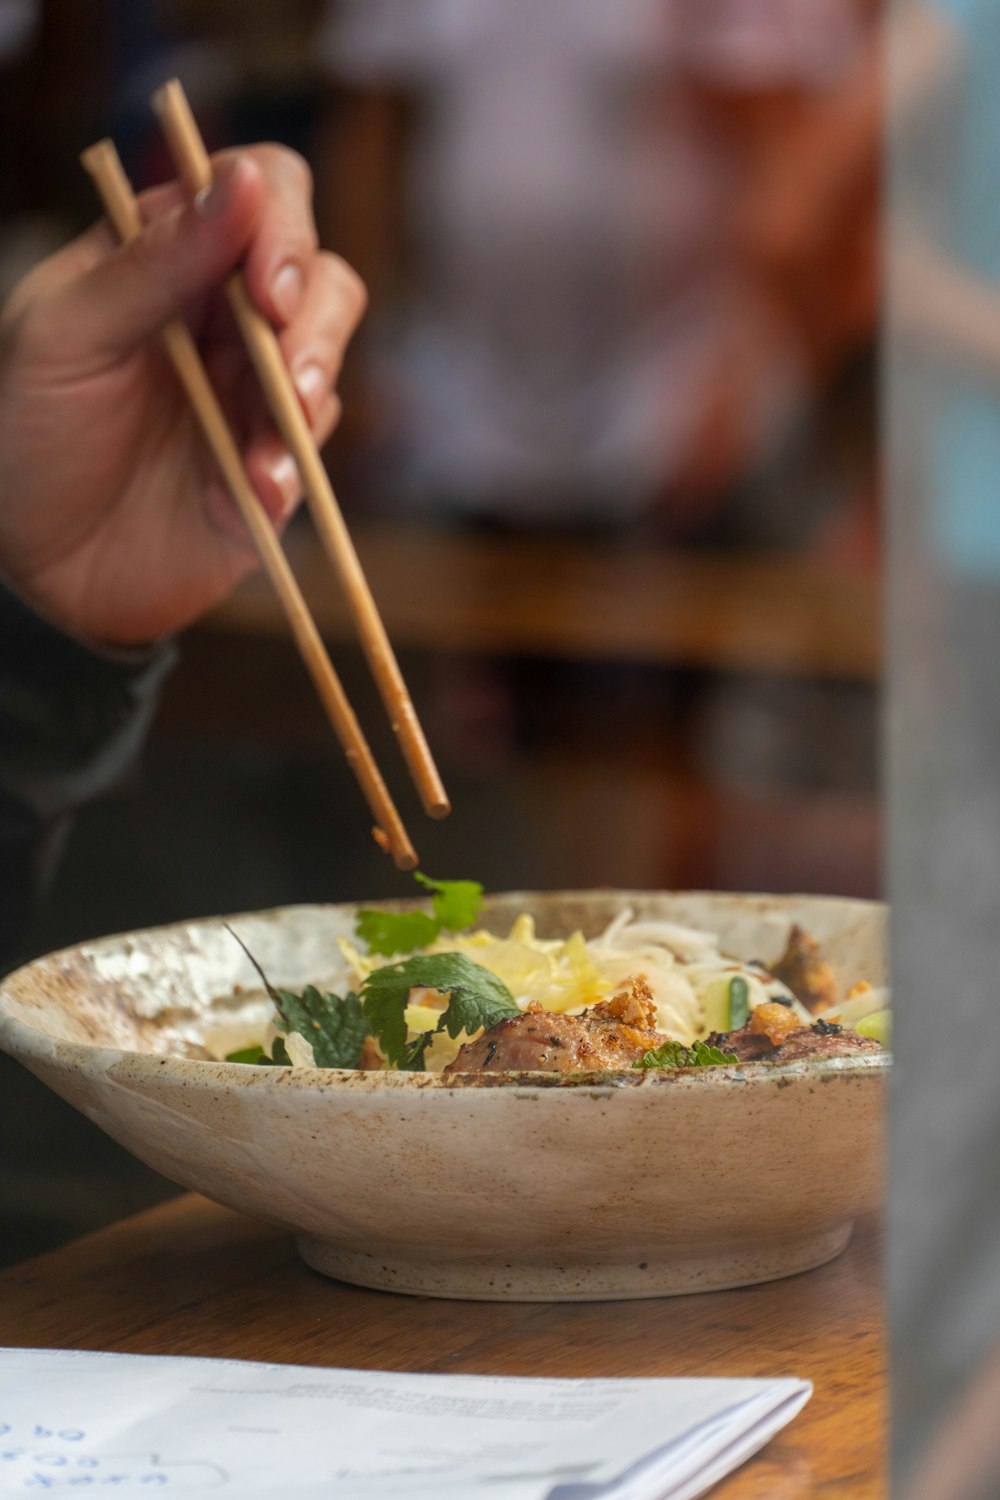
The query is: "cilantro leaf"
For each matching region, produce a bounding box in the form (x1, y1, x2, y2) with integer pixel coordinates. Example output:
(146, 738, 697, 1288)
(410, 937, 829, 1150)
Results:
(354, 907, 440, 959)
(361, 952, 518, 1069)
(272, 985, 369, 1069)
(413, 873, 484, 934)
(353, 871, 484, 956)
(635, 1039, 739, 1070)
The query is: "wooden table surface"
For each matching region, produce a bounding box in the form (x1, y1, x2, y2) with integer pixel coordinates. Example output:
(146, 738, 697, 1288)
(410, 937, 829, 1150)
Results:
(0, 1195, 884, 1497)
(206, 520, 881, 681)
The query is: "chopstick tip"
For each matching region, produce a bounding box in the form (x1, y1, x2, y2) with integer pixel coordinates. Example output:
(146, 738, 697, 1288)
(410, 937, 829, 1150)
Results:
(150, 76, 182, 118)
(427, 798, 452, 821)
(372, 825, 418, 871)
(80, 139, 115, 173)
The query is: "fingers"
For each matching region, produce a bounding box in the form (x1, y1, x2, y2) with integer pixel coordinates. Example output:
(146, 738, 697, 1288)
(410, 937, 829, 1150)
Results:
(10, 140, 360, 389)
(236, 145, 319, 327)
(205, 243, 362, 539)
(195, 233, 359, 548)
(238, 245, 360, 533)
(205, 437, 303, 545)
(280, 250, 367, 423)
(205, 247, 365, 427)
(215, 391, 343, 548)
(37, 154, 266, 371)
(133, 144, 318, 328)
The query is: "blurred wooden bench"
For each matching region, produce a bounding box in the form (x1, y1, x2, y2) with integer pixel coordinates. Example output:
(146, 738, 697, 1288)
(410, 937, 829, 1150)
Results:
(205, 519, 881, 681)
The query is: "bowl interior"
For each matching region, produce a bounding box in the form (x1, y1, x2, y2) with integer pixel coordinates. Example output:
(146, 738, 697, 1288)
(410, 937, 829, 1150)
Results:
(0, 889, 885, 1064)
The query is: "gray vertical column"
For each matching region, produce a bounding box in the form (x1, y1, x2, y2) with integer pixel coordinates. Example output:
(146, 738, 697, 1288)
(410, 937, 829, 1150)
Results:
(888, 2, 1000, 1494)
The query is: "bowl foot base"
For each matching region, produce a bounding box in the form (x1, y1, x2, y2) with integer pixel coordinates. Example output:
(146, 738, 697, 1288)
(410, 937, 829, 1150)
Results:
(295, 1221, 855, 1301)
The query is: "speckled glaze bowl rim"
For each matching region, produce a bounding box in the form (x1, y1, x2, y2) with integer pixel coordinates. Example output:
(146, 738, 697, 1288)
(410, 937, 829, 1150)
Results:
(0, 891, 891, 1093)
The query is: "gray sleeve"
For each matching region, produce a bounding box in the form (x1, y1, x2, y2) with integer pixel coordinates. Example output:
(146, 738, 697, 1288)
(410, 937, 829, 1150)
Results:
(0, 582, 176, 967)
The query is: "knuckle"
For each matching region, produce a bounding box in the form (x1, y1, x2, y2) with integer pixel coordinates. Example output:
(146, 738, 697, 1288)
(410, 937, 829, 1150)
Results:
(326, 253, 368, 319)
(291, 151, 314, 201)
(254, 142, 314, 201)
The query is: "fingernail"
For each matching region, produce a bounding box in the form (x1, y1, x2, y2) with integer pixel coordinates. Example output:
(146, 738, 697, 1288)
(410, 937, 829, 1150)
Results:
(271, 263, 303, 321)
(194, 160, 238, 219)
(269, 452, 300, 515)
(293, 360, 327, 421)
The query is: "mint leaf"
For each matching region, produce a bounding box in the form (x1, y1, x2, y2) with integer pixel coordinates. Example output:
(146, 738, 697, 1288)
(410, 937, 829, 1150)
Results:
(635, 1039, 739, 1070)
(432, 966, 519, 1040)
(361, 952, 518, 1069)
(225, 924, 370, 1069)
(354, 907, 440, 958)
(413, 873, 484, 934)
(273, 985, 369, 1069)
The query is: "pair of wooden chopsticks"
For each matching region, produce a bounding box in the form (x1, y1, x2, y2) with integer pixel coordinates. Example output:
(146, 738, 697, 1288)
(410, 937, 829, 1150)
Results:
(81, 78, 449, 872)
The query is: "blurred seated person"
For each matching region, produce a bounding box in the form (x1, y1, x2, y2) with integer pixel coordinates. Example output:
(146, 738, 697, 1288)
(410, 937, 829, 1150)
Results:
(314, 0, 880, 543)
(0, 142, 365, 965)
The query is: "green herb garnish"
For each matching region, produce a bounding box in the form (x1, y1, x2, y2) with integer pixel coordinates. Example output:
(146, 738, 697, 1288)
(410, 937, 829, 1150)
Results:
(414, 872, 484, 934)
(226, 1044, 268, 1066)
(634, 1039, 739, 1070)
(225, 1037, 293, 1067)
(361, 952, 518, 1070)
(275, 985, 369, 1069)
(225, 926, 369, 1069)
(354, 908, 439, 959)
(354, 872, 484, 957)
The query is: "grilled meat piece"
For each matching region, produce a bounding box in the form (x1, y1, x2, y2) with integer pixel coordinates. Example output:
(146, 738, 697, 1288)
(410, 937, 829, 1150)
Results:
(771, 924, 837, 1014)
(706, 1017, 882, 1063)
(443, 976, 666, 1074)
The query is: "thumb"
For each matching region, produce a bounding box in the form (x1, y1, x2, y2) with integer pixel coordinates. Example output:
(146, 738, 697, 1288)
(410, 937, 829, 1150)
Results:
(61, 154, 264, 361)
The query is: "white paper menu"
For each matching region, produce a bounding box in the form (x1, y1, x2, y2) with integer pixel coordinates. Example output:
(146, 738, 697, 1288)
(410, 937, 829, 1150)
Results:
(0, 1347, 809, 1498)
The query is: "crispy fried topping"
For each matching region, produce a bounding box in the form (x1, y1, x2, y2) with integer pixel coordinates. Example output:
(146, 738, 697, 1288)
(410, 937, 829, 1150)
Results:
(748, 1001, 802, 1047)
(591, 976, 657, 1030)
(772, 924, 837, 1014)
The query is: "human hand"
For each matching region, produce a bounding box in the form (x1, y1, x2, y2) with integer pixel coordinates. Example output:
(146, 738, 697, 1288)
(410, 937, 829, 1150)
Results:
(0, 145, 366, 645)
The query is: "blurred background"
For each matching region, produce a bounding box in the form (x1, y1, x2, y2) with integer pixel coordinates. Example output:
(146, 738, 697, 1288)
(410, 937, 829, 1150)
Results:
(0, 0, 881, 1262)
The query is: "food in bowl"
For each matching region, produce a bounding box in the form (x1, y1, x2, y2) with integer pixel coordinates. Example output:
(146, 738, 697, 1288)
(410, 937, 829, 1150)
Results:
(225, 873, 890, 1076)
(0, 889, 888, 1298)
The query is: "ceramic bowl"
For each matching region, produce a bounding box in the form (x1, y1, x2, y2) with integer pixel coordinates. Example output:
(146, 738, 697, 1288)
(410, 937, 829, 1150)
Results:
(0, 890, 887, 1301)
